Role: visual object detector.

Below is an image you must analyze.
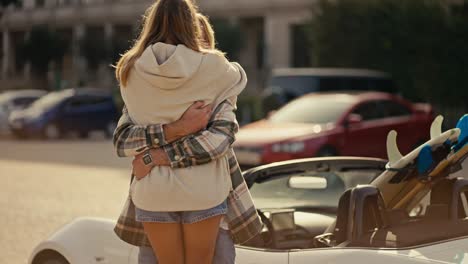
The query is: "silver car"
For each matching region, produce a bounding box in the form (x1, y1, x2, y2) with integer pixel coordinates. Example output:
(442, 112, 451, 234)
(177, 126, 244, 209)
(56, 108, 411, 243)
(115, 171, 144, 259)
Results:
(0, 89, 47, 134)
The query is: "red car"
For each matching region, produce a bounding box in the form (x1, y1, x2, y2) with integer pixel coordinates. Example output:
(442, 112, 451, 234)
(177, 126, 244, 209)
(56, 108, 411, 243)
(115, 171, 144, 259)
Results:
(234, 91, 434, 166)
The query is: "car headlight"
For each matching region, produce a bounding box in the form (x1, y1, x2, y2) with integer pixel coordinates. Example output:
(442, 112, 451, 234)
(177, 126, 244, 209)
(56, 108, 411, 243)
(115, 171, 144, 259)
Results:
(271, 142, 305, 153)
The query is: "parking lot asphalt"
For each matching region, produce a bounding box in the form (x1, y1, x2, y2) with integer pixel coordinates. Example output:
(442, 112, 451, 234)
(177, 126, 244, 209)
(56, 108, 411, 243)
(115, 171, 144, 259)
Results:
(0, 139, 131, 264)
(0, 138, 466, 263)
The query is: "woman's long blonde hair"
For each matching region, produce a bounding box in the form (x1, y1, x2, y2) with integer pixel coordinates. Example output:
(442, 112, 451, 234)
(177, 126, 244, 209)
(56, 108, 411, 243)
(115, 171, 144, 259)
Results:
(115, 0, 203, 86)
(197, 14, 225, 56)
(197, 13, 216, 50)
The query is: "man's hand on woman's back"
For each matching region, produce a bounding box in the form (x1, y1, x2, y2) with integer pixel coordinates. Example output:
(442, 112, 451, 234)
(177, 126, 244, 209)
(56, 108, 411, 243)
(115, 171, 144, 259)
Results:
(179, 101, 213, 134)
(164, 101, 213, 141)
(132, 101, 213, 179)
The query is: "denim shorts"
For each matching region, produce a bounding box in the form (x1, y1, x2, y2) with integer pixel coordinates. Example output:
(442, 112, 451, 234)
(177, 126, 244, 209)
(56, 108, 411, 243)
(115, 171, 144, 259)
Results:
(138, 228, 235, 264)
(135, 200, 228, 224)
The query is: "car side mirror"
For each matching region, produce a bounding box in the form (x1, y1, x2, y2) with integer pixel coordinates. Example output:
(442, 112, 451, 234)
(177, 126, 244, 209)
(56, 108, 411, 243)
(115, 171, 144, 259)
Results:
(344, 113, 363, 128)
(348, 114, 363, 124)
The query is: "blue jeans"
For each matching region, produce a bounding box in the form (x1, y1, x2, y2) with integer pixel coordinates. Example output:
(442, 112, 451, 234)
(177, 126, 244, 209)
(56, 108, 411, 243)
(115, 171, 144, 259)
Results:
(135, 200, 228, 224)
(138, 228, 236, 264)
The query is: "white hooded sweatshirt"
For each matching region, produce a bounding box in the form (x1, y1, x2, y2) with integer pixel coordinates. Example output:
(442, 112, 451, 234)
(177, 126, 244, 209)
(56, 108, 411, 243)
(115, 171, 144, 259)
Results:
(120, 42, 247, 211)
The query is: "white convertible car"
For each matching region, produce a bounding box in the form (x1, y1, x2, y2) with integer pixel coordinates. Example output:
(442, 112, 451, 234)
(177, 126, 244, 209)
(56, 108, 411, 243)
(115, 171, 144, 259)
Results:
(29, 128, 468, 264)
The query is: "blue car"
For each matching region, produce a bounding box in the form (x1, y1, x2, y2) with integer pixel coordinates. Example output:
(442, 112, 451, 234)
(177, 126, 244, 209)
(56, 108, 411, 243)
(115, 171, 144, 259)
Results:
(9, 88, 119, 139)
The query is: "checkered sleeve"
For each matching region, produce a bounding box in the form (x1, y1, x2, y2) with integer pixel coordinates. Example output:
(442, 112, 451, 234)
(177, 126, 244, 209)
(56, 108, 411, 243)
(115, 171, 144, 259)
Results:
(163, 99, 239, 168)
(113, 100, 239, 167)
(113, 106, 167, 157)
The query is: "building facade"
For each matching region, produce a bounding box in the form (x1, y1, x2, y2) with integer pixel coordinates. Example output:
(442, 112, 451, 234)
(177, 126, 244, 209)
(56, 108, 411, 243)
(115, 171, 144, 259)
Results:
(0, 0, 316, 92)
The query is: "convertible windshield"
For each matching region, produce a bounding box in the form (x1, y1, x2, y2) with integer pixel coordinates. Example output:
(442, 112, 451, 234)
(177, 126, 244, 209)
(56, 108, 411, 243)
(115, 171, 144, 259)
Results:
(269, 95, 354, 124)
(250, 170, 382, 209)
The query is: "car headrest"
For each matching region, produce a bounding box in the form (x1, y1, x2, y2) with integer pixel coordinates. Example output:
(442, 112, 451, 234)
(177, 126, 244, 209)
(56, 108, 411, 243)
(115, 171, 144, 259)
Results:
(431, 179, 455, 206)
(334, 185, 386, 244)
(451, 178, 468, 219)
(334, 189, 352, 244)
(360, 188, 386, 234)
(425, 204, 450, 220)
(386, 209, 409, 226)
(431, 178, 468, 220)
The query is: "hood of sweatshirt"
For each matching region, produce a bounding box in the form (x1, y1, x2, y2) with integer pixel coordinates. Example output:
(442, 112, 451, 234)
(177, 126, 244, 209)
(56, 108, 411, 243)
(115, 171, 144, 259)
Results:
(134, 42, 206, 90)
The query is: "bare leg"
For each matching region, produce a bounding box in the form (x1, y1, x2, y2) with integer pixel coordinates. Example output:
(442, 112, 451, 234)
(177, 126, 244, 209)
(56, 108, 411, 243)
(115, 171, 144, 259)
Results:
(183, 215, 223, 264)
(142, 222, 184, 264)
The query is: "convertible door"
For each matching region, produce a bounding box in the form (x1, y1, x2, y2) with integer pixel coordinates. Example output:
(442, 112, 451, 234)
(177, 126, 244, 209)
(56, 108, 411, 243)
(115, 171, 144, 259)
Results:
(289, 248, 440, 264)
(236, 247, 289, 264)
(393, 238, 468, 264)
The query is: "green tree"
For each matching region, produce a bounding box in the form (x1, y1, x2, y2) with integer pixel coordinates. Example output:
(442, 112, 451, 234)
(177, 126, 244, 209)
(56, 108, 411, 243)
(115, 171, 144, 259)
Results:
(22, 26, 68, 89)
(0, 0, 20, 8)
(308, 0, 468, 108)
(111, 35, 131, 66)
(80, 31, 108, 71)
(212, 19, 243, 61)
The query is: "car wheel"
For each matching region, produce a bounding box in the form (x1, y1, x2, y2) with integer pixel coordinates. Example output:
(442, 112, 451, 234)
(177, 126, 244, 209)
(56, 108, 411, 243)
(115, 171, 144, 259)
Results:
(105, 121, 117, 138)
(12, 131, 28, 139)
(43, 124, 61, 140)
(79, 131, 89, 139)
(32, 250, 69, 264)
(316, 146, 338, 157)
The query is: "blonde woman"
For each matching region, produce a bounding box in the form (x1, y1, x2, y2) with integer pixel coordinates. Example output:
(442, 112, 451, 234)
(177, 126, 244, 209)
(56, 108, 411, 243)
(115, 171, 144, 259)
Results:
(114, 1, 262, 264)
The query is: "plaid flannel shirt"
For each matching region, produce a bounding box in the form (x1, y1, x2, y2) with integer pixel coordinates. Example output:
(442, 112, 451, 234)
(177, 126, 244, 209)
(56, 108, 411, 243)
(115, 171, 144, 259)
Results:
(113, 99, 263, 246)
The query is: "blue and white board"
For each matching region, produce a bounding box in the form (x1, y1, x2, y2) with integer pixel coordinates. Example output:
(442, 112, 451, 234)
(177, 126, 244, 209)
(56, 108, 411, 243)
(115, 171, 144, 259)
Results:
(385, 115, 460, 171)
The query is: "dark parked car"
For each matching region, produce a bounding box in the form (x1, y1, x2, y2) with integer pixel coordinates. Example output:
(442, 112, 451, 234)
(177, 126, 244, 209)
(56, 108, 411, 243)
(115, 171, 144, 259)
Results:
(262, 68, 396, 114)
(9, 88, 118, 139)
(234, 91, 434, 167)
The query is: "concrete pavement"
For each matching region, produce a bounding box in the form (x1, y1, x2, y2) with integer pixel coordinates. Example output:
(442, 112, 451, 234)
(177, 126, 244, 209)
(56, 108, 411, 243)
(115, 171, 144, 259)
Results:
(0, 139, 466, 263)
(0, 139, 132, 264)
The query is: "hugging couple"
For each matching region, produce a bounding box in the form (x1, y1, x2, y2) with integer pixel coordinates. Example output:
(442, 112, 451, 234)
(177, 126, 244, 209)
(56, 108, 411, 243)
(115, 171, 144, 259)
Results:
(112, 0, 263, 263)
